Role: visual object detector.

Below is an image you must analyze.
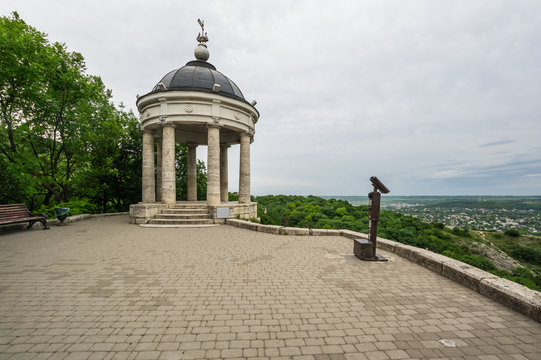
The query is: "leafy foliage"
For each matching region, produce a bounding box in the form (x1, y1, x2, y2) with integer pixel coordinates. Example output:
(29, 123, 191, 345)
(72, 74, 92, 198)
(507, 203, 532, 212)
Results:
(175, 144, 207, 201)
(510, 246, 541, 266)
(75, 107, 143, 213)
(1, 12, 104, 204)
(1, 12, 137, 210)
(38, 198, 98, 218)
(504, 228, 520, 237)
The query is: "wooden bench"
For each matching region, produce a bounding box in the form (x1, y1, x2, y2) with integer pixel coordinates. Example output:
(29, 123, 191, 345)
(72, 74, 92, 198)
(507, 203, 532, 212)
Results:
(0, 204, 49, 230)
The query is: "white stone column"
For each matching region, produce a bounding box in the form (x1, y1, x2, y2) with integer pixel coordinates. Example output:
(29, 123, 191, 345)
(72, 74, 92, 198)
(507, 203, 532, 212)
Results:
(161, 124, 176, 204)
(239, 132, 251, 204)
(155, 134, 162, 202)
(142, 130, 155, 203)
(220, 144, 230, 202)
(187, 143, 198, 201)
(206, 125, 221, 206)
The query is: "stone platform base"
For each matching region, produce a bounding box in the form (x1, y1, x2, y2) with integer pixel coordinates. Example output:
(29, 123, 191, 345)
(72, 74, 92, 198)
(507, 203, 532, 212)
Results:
(129, 203, 168, 224)
(208, 202, 258, 223)
(129, 201, 257, 224)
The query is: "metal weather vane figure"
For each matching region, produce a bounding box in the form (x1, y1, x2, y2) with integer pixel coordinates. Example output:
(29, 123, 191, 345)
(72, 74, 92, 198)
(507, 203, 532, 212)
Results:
(197, 19, 208, 43)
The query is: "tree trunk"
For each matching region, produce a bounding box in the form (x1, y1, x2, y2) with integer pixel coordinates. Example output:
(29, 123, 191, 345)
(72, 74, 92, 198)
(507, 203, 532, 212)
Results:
(43, 190, 53, 206)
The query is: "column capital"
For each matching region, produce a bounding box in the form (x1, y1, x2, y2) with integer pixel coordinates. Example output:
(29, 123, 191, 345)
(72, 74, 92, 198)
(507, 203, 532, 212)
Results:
(220, 143, 231, 149)
(142, 128, 154, 135)
(161, 121, 175, 128)
(240, 131, 254, 143)
(206, 122, 222, 129)
(187, 142, 199, 149)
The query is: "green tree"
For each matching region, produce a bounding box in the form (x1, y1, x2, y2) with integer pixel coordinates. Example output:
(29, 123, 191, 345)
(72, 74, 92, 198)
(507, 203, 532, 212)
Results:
(0, 12, 120, 207)
(75, 106, 142, 213)
(174, 144, 207, 201)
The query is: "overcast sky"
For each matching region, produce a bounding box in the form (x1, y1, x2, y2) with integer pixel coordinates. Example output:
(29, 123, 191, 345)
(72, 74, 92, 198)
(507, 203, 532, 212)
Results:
(3, 0, 541, 196)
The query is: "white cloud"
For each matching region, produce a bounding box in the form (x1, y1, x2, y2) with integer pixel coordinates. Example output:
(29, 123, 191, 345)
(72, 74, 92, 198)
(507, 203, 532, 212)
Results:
(3, 0, 541, 195)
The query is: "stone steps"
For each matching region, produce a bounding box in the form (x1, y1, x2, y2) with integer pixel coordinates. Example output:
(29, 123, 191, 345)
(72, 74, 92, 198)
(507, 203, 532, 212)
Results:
(149, 218, 214, 225)
(140, 223, 218, 228)
(155, 214, 211, 220)
(147, 204, 213, 226)
(172, 204, 208, 209)
(161, 209, 209, 215)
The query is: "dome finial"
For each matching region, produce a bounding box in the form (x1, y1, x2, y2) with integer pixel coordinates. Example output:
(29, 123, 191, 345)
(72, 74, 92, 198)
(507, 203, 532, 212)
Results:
(197, 19, 208, 44)
(195, 19, 210, 61)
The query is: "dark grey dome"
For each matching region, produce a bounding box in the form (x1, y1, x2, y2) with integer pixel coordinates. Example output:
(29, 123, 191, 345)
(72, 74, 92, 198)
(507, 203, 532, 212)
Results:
(152, 60, 246, 102)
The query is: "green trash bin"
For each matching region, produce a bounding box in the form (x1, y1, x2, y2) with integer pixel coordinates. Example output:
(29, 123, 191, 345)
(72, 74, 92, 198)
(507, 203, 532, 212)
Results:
(54, 207, 70, 225)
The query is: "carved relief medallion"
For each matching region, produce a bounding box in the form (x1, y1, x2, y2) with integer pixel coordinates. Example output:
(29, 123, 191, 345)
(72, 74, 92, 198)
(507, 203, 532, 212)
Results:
(185, 104, 193, 113)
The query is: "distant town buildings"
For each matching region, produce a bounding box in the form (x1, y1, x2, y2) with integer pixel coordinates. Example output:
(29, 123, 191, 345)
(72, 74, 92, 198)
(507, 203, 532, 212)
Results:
(382, 204, 540, 234)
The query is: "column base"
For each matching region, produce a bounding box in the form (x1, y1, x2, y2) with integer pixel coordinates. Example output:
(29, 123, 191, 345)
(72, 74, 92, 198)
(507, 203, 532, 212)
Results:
(129, 201, 258, 225)
(129, 203, 169, 224)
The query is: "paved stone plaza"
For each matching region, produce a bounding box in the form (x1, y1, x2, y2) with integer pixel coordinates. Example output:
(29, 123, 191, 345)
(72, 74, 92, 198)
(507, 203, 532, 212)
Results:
(1, 216, 540, 360)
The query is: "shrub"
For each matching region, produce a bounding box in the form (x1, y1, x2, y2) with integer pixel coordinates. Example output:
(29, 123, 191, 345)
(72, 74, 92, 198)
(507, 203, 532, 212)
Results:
(504, 228, 520, 237)
(39, 198, 98, 218)
(443, 251, 497, 272)
(512, 267, 533, 279)
(452, 227, 470, 236)
(510, 246, 541, 266)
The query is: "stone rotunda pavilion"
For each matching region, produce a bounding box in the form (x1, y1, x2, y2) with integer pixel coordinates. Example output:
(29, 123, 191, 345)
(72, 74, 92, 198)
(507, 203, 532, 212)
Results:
(130, 21, 259, 224)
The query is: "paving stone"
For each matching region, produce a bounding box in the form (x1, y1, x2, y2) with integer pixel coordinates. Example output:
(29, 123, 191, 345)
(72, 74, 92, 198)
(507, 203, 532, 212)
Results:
(63, 353, 92, 360)
(158, 351, 185, 360)
(221, 348, 243, 358)
(7, 353, 40, 360)
(0, 215, 540, 360)
(134, 351, 161, 360)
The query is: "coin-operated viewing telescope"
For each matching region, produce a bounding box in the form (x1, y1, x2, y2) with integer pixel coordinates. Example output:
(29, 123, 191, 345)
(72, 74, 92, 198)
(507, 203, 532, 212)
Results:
(370, 176, 390, 194)
(354, 176, 390, 261)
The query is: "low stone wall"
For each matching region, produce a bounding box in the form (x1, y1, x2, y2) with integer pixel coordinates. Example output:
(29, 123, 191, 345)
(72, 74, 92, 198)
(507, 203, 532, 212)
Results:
(209, 202, 258, 223)
(225, 219, 541, 323)
(26, 212, 129, 228)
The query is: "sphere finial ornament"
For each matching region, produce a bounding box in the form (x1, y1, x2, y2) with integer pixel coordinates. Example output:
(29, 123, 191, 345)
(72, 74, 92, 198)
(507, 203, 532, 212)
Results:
(195, 18, 210, 61)
(195, 43, 209, 61)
